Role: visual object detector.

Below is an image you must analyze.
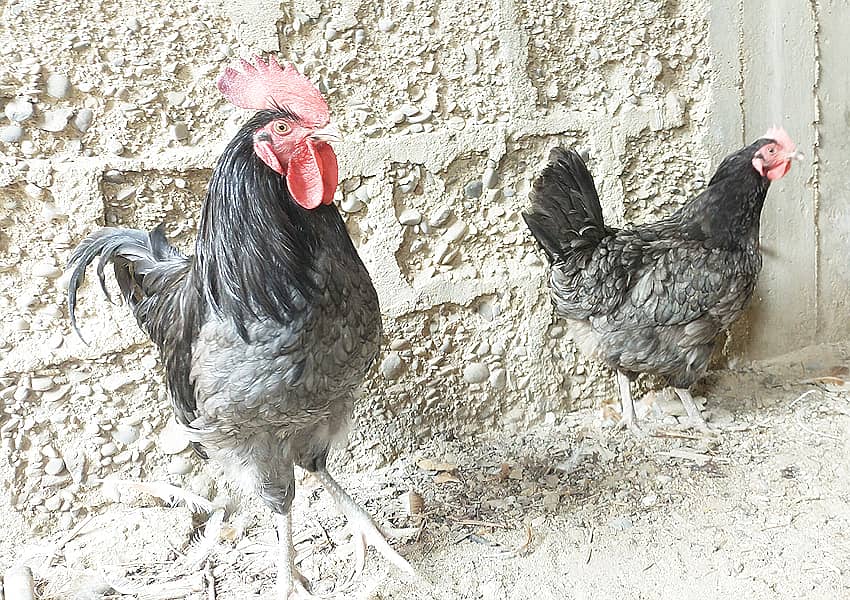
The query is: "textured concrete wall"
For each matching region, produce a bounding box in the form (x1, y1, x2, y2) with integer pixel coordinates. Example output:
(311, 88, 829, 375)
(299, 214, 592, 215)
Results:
(0, 0, 729, 526)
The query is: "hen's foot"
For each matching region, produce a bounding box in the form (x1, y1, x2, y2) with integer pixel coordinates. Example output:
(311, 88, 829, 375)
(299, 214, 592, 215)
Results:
(673, 389, 713, 433)
(615, 370, 647, 437)
(615, 413, 648, 437)
(313, 469, 416, 577)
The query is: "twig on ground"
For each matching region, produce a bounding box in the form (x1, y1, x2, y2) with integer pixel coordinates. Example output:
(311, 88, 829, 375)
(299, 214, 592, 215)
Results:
(789, 390, 842, 442)
(41, 514, 95, 570)
(447, 517, 509, 529)
(584, 528, 594, 564)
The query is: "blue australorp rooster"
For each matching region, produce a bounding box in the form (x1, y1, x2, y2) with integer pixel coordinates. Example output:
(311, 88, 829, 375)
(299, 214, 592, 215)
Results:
(67, 56, 413, 597)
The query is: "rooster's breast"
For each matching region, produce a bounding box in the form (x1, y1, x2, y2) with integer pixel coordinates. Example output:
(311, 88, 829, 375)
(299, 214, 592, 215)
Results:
(188, 252, 381, 440)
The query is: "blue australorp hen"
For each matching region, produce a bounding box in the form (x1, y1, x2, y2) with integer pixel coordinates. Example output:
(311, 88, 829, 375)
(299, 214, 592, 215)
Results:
(67, 55, 413, 597)
(523, 130, 802, 432)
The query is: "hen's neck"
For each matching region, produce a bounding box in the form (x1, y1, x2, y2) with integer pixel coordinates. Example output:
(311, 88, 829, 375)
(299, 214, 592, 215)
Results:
(673, 145, 771, 247)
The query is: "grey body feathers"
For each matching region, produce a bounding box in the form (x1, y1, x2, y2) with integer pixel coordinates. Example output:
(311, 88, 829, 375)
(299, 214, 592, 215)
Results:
(67, 111, 380, 514)
(524, 146, 770, 388)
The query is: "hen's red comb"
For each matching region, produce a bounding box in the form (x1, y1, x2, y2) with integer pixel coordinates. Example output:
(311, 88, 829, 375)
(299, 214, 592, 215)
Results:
(217, 55, 329, 127)
(763, 126, 795, 151)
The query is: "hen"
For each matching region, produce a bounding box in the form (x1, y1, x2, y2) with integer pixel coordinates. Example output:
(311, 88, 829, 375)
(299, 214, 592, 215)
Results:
(67, 56, 412, 596)
(523, 129, 802, 432)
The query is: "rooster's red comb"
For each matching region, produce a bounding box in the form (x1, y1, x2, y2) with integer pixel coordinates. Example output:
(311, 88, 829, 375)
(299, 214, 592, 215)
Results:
(217, 55, 329, 126)
(762, 126, 795, 151)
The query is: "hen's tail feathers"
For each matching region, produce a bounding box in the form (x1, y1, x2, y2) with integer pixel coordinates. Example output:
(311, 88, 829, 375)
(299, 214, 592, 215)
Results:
(522, 148, 606, 263)
(66, 224, 176, 343)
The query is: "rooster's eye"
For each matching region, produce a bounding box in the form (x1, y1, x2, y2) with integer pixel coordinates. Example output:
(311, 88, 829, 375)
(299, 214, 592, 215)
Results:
(272, 121, 291, 135)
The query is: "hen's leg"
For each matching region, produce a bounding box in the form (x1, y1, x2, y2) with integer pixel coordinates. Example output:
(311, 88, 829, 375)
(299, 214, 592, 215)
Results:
(673, 388, 708, 429)
(275, 511, 313, 599)
(615, 370, 643, 435)
(313, 469, 416, 577)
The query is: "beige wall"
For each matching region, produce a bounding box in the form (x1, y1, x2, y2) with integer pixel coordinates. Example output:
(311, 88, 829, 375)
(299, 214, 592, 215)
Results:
(5, 0, 811, 527)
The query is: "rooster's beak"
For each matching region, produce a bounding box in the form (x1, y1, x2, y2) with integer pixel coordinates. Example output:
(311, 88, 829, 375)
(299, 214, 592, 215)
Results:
(311, 123, 342, 143)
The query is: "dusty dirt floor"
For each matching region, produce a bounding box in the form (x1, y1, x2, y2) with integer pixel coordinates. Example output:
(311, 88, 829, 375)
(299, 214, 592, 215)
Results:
(1, 343, 849, 600)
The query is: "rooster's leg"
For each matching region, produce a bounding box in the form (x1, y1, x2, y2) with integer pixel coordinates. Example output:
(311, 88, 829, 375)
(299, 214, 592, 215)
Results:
(615, 370, 643, 435)
(673, 388, 708, 429)
(275, 512, 313, 599)
(313, 469, 416, 577)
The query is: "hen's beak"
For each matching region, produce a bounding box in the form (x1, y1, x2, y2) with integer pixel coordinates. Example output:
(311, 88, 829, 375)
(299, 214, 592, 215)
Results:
(788, 150, 805, 161)
(311, 123, 342, 143)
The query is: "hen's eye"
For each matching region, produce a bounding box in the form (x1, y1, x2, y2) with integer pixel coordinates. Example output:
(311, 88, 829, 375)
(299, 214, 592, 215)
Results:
(273, 121, 290, 135)
(769, 147, 775, 154)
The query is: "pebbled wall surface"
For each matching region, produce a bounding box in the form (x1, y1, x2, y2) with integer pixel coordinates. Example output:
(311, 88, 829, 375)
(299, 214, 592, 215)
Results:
(0, 0, 723, 534)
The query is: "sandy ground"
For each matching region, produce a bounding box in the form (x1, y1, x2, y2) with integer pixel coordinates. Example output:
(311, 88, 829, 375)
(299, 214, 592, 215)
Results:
(1, 343, 849, 599)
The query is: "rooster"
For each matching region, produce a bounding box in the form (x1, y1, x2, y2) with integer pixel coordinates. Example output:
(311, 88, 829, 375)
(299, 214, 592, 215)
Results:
(523, 129, 802, 432)
(67, 56, 413, 597)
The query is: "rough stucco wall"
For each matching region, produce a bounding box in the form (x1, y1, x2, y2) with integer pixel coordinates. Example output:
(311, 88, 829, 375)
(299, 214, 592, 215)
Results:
(0, 0, 716, 532)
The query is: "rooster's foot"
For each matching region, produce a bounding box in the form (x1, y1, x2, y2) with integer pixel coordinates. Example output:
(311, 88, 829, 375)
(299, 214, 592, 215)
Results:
(314, 469, 416, 578)
(276, 513, 318, 599)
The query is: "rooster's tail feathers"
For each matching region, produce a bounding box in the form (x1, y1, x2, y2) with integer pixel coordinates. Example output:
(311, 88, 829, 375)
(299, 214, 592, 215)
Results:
(66, 224, 178, 342)
(522, 148, 606, 263)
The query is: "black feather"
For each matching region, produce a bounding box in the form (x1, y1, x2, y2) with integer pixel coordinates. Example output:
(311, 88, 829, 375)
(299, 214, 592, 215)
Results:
(522, 148, 614, 263)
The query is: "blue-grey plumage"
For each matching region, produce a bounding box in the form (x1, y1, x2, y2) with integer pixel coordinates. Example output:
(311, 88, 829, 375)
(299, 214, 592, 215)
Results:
(67, 103, 413, 594)
(524, 134, 801, 432)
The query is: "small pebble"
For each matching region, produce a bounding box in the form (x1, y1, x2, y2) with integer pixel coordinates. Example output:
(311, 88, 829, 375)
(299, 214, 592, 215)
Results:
(46, 73, 72, 99)
(377, 17, 395, 32)
(73, 108, 93, 133)
(105, 139, 124, 155)
(447, 116, 465, 131)
(104, 169, 125, 184)
(380, 352, 406, 380)
(168, 456, 193, 475)
(463, 362, 489, 384)
(0, 124, 24, 143)
(443, 220, 467, 244)
(100, 442, 118, 457)
(170, 122, 189, 141)
(5, 98, 34, 122)
(44, 495, 63, 512)
(398, 208, 421, 226)
(40, 109, 73, 133)
(489, 368, 507, 389)
(608, 516, 633, 530)
(30, 377, 53, 391)
(463, 179, 483, 199)
(114, 424, 139, 445)
(101, 373, 131, 392)
(158, 418, 191, 454)
(44, 457, 66, 476)
(429, 206, 453, 228)
(482, 167, 498, 189)
(340, 196, 363, 213)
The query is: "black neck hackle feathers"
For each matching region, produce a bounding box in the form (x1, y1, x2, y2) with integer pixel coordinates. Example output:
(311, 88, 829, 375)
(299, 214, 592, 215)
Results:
(195, 109, 354, 338)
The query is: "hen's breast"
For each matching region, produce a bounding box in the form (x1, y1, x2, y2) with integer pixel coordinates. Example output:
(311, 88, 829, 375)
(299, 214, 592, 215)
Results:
(188, 248, 380, 440)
